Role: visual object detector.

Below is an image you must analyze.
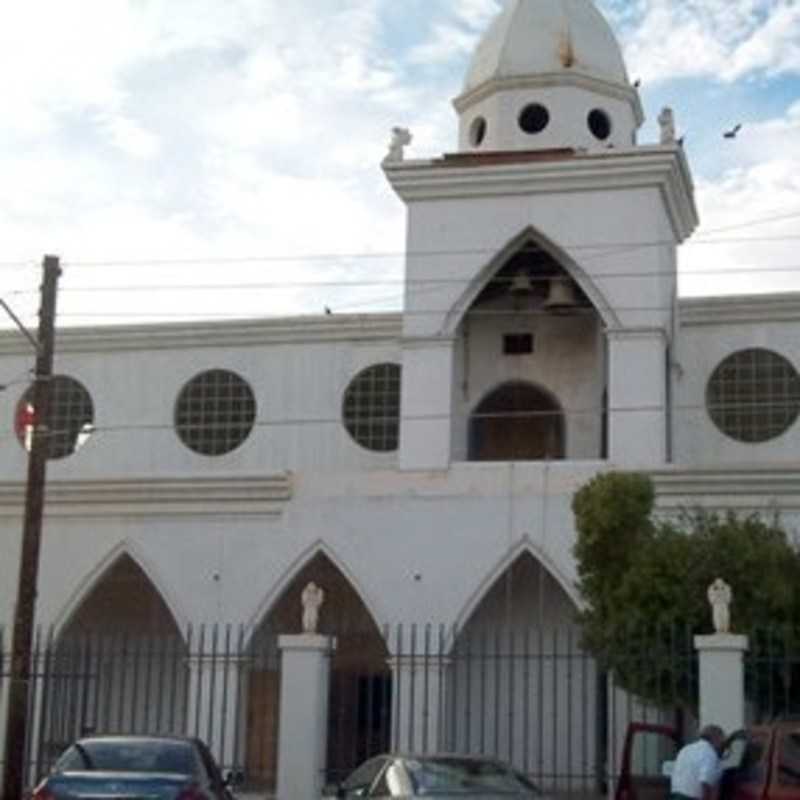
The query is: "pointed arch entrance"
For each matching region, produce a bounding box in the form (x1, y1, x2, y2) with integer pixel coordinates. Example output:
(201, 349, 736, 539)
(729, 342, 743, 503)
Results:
(450, 231, 609, 462)
(246, 552, 390, 788)
(446, 551, 598, 791)
(43, 554, 188, 762)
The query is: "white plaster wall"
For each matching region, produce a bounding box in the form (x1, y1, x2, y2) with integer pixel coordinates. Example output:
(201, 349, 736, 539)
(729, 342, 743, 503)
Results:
(0, 337, 402, 482)
(0, 461, 603, 632)
(673, 316, 800, 466)
(458, 86, 638, 152)
(451, 310, 605, 461)
(403, 186, 675, 339)
(399, 179, 675, 468)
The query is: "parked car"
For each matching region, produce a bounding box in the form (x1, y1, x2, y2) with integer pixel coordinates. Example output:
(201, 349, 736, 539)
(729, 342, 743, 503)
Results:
(31, 734, 237, 800)
(323, 753, 541, 797)
(616, 721, 800, 800)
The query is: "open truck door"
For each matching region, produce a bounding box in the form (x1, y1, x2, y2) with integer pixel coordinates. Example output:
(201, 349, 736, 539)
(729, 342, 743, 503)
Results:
(616, 723, 681, 800)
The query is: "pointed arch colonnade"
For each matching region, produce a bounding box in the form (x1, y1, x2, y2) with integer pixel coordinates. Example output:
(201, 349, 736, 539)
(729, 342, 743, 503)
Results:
(18, 538, 596, 792)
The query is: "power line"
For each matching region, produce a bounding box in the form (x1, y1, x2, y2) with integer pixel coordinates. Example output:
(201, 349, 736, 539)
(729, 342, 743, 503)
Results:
(1, 258, 798, 300)
(10, 301, 794, 323)
(5, 209, 800, 275)
(697, 209, 800, 236)
(45, 262, 800, 295)
(0, 399, 796, 447)
(51, 234, 800, 270)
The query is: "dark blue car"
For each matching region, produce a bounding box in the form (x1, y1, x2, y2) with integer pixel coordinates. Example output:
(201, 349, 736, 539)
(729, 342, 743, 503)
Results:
(32, 735, 236, 800)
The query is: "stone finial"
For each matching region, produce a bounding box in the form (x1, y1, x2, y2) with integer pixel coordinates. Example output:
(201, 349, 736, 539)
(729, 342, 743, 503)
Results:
(301, 581, 325, 634)
(707, 578, 732, 634)
(658, 107, 676, 145)
(382, 127, 412, 165)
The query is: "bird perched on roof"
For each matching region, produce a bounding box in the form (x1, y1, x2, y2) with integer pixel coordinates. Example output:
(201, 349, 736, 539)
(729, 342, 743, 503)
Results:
(324, 306, 332, 315)
(723, 124, 742, 139)
(633, 78, 641, 88)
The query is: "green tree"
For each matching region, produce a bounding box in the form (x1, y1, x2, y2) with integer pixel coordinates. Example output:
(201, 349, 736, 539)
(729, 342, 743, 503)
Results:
(572, 472, 800, 712)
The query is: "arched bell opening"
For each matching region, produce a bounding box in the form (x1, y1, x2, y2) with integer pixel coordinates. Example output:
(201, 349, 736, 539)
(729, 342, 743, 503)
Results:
(246, 553, 390, 790)
(44, 554, 188, 762)
(446, 552, 596, 791)
(469, 381, 565, 461)
(451, 237, 608, 462)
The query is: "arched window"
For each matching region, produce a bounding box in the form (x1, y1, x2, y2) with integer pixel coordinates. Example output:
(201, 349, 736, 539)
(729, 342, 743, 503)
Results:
(469, 382, 565, 461)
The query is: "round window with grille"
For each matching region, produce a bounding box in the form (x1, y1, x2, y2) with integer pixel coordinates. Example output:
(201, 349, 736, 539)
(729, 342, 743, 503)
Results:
(706, 348, 800, 443)
(342, 363, 401, 452)
(175, 369, 256, 455)
(15, 375, 94, 459)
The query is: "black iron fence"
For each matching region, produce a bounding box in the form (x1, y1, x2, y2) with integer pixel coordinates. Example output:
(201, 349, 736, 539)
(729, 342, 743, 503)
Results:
(2, 623, 799, 796)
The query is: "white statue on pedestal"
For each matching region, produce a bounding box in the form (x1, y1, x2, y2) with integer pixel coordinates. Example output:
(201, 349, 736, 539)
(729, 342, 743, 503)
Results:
(658, 107, 676, 145)
(707, 578, 732, 634)
(382, 127, 412, 165)
(301, 581, 325, 634)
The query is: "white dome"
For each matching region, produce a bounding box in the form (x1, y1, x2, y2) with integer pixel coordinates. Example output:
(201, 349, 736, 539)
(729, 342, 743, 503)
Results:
(464, 0, 629, 92)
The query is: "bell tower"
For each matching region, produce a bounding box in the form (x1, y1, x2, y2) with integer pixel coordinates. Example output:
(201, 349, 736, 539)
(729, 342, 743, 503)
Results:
(385, 0, 698, 471)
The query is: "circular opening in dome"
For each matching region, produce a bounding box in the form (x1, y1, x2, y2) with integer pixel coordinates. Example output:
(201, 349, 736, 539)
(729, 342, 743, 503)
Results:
(470, 117, 487, 147)
(588, 109, 612, 141)
(519, 104, 549, 135)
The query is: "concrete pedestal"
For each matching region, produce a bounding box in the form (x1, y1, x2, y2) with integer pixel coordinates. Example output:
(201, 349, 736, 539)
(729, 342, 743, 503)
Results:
(276, 634, 336, 800)
(694, 634, 749, 734)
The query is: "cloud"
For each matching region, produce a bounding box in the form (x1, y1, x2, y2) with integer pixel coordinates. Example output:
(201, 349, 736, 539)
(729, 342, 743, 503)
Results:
(619, 0, 800, 84)
(1, 0, 799, 327)
(681, 101, 800, 296)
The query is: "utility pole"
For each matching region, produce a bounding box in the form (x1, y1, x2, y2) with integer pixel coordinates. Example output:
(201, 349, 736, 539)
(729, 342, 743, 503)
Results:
(2, 255, 61, 800)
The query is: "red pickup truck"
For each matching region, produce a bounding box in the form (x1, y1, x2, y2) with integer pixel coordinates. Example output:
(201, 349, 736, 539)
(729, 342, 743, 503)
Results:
(616, 721, 800, 800)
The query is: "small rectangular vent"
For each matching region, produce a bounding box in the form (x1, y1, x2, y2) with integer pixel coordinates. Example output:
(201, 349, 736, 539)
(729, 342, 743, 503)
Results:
(503, 333, 534, 355)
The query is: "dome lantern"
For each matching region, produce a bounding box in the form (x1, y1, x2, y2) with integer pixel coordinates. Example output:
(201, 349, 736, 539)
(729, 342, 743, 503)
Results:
(454, 0, 643, 153)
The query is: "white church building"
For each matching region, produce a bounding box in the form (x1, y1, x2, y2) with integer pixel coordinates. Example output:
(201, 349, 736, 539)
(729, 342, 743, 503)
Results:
(2, 0, 800, 793)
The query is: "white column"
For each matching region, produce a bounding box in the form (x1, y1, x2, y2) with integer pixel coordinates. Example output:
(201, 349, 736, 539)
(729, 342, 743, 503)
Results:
(388, 655, 448, 754)
(399, 338, 454, 471)
(276, 634, 336, 800)
(694, 634, 749, 734)
(607, 328, 668, 466)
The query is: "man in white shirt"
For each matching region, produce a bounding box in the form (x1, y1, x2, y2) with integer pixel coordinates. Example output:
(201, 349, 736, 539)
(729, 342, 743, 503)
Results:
(671, 725, 726, 800)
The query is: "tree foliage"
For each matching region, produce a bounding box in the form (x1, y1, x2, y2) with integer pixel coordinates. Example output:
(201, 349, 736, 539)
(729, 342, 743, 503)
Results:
(572, 471, 800, 711)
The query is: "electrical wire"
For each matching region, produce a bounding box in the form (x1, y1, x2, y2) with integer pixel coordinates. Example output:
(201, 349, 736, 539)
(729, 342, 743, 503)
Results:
(49, 234, 800, 271)
(5, 208, 800, 275)
(0, 399, 795, 444)
(43, 261, 800, 295)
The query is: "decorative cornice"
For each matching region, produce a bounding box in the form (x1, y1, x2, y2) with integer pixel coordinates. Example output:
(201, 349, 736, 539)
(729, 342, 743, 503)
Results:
(652, 467, 800, 510)
(0, 314, 402, 357)
(453, 72, 644, 126)
(606, 326, 668, 343)
(679, 293, 800, 327)
(384, 146, 698, 243)
(0, 474, 293, 518)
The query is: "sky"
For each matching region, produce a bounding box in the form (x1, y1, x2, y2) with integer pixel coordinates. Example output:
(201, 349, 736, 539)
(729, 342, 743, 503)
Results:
(1, 0, 799, 331)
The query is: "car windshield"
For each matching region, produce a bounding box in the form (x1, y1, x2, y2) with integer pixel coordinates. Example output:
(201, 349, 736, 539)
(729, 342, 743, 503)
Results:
(407, 757, 537, 795)
(59, 740, 197, 775)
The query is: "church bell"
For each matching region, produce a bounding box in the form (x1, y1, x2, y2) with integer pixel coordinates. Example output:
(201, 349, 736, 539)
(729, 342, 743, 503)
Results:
(542, 277, 580, 313)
